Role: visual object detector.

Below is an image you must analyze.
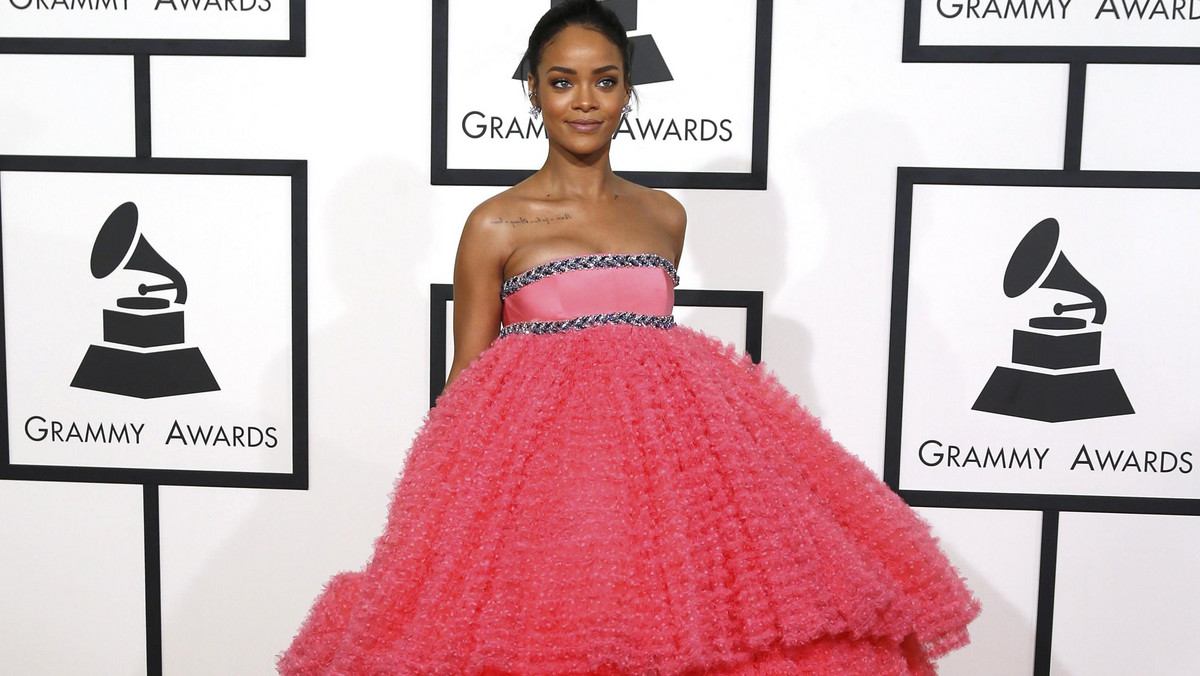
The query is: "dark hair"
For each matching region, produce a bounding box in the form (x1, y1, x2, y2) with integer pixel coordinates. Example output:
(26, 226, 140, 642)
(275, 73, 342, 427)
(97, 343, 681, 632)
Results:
(522, 0, 633, 88)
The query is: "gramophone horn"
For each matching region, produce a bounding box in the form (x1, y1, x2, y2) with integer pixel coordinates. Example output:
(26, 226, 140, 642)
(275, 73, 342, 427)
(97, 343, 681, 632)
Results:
(90, 202, 188, 304)
(1041, 252, 1105, 324)
(124, 236, 188, 304)
(1003, 217, 1106, 324)
(1003, 218, 1059, 298)
(91, 202, 139, 278)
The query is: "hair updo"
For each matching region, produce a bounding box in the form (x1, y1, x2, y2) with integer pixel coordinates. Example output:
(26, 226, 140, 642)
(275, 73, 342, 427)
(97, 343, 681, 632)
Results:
(521, 0, 633, 88)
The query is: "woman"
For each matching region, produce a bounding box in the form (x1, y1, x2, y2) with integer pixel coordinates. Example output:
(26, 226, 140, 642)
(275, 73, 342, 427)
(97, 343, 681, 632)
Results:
(279, 2, 979, 674)
(446, 10, 684, 390)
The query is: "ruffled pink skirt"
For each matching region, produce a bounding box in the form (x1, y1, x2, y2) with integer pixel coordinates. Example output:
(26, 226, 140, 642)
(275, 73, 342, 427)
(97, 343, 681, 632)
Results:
(278, 325, 979, 675)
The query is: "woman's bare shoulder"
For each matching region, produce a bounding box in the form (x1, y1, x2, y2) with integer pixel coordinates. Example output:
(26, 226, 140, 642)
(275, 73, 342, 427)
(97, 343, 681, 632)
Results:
(618, 181, 686, 248)
(464, 182, 558, 231)
(617, 179, 684, 218)
(458, 190, 530, 269)
(465, 189, 519, 226)
(461, 184, 543, 237)
(648, 188, 686, 232)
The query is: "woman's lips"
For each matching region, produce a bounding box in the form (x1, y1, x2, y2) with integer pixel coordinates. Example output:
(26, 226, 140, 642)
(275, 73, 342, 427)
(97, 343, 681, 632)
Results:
(568, 119, 603, 133)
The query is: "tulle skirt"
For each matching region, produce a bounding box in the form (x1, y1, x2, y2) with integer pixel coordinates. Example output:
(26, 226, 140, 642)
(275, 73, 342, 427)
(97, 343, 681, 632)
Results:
(278, 324, 979, 675)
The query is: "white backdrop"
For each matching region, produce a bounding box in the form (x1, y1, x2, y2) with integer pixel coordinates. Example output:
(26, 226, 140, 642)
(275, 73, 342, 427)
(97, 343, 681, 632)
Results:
(2, 2, 1200, 675)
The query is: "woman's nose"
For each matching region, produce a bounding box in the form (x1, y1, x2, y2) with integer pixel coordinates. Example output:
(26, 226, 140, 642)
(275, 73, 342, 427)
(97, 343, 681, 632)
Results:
(572, 89, 597, 111)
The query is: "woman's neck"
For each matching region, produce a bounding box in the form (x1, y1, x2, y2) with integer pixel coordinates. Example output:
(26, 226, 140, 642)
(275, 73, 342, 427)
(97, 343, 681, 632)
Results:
(537, 143, 619, 202)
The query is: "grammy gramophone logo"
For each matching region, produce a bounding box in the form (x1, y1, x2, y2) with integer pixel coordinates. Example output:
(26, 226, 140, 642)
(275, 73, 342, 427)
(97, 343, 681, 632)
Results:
(70, 202, 220, 399)
(512, 0, 674, 85)
(973, 217, 1134, 423)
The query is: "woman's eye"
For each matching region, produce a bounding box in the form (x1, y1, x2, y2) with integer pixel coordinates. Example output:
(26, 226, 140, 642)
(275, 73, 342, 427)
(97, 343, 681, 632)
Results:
(551, 79, 571, 89)
(597, 78, 617, 88)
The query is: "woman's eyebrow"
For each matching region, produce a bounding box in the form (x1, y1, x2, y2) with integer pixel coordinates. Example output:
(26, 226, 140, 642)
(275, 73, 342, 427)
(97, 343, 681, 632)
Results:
(545, 64, 620, 74)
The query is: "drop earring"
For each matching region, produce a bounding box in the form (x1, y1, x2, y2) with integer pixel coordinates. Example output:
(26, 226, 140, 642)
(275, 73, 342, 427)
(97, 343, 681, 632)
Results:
(621, 103, 632, 116)
(529, 105, 541, 119)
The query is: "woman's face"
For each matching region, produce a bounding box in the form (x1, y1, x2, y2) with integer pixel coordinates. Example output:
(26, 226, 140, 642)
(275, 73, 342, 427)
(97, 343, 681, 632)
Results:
(529, 24, 629, 160)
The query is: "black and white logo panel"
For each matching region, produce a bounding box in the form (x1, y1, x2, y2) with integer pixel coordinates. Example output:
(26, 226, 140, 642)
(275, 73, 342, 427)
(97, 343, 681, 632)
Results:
(433, 0, 774, 189)
(904, 0, 1200, 63)
(0, 0, 304, 55)
(887, 168, 1200, 504)
(0, 156, 306, 487)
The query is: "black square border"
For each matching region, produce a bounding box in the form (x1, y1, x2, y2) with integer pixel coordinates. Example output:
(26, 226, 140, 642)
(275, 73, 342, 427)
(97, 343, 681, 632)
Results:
(903, 0, 1200, 64)
(885, 166, 1200, 516)
(430, 0, 774, 190)
(0, 0, 305, 56)
(0, 154, 308, 490)
(429, 283, 764, 407)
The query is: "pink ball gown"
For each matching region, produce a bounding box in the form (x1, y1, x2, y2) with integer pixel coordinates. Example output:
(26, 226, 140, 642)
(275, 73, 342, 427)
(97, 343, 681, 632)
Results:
(278, 253, 979, 675)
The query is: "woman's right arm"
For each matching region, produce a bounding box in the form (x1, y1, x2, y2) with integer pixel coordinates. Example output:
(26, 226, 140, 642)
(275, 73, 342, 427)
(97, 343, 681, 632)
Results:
(443, 207, 510, 394)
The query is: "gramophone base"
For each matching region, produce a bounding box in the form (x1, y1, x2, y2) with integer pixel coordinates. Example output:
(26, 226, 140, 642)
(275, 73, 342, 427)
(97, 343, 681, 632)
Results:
(71, 344, 219, 399)
(972, 366, 1133, 423)
(1012, 329, 1101, 370)
(103, 308, 184, 348)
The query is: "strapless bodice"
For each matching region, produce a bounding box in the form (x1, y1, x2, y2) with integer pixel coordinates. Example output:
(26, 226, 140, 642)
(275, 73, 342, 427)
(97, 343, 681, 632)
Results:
(499, 253, 679, 337)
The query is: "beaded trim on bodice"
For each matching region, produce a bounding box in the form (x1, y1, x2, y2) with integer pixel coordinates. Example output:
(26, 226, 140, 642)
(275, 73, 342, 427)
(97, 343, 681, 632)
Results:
(497, 252, 678, 338)
(500, 252, 680, 299)
(499, 312, 676, 338)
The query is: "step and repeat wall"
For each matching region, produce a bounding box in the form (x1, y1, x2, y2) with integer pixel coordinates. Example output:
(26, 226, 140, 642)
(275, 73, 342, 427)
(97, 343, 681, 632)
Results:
(2, 1, 1199, 675)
